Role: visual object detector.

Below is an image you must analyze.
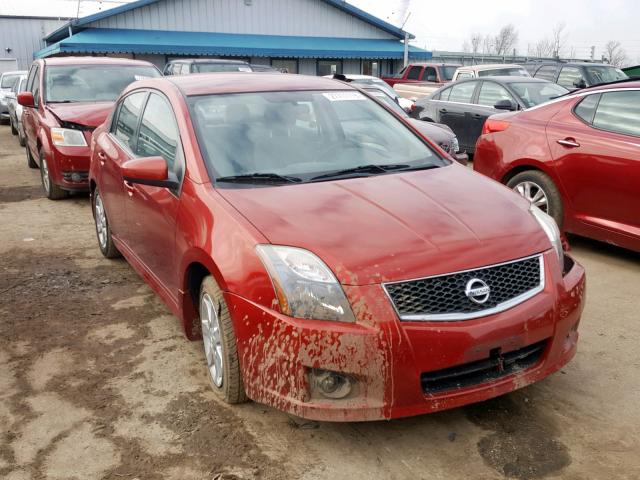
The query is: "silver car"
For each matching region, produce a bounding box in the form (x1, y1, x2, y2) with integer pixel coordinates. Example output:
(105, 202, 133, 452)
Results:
(6, 74, 28, 146)
(0, 70, 27, 123)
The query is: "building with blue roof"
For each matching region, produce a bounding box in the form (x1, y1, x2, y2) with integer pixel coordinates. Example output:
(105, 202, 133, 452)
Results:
(35, 0, 430, 76)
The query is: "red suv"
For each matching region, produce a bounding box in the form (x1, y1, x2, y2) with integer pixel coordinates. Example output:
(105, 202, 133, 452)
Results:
(18, 57, 160, 199)
(474, 80, 640, 253)
(90, 73, 585, 421)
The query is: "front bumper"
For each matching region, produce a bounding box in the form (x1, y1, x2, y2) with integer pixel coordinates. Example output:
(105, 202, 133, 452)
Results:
(45, 144, 91, 191)
(230, 250, 585, 421)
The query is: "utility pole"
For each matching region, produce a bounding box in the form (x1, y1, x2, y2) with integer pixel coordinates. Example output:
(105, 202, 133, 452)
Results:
(590, 46, 595, 61)
(401, 12, 412, 67)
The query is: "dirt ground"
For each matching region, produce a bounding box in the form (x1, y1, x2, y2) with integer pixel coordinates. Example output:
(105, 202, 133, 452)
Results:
(1, 125, 639, 480)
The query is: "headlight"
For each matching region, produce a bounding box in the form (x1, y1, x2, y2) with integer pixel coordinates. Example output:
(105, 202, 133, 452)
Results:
(256, 245, 356, 322)
(51, 127, 87, 147)
(451, 136, 460, 153)
(530, 205, 563, 265)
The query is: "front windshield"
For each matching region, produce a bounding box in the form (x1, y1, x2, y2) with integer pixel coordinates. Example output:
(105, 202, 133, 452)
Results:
(1, 74, 20, 89)
(441, 66, 457, 81)
(44, 65, 160, 103)
(189, 90, 445, 184)
(586, 66, 628, 84)
(510, 82, 569, 108)
(478, 68, 529, 77)
(194, 63, 252, 73)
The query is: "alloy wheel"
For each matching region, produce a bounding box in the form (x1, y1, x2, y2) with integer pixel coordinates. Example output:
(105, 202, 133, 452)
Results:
(201, 292, 224, 387)
(514, 180, 548, 213)
(94, 193, 108, 251)
(41, 157, 51, 194)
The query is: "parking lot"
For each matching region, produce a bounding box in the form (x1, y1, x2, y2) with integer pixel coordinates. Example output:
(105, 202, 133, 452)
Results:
(1, 123, 639, 480)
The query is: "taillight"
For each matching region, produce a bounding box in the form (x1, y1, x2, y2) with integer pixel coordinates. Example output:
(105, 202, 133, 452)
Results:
(482, 119, 510, 135)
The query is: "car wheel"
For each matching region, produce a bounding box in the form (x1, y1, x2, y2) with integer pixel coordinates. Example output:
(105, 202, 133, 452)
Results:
(10, 117, 17, 135)
(39, 150, 67, 200)
(199, 276, 248, 404)
(18, 125, 26, 147)
(92, 188, 120, 259)
(507, 170, 564, 227)
(25, 145, 37, 168)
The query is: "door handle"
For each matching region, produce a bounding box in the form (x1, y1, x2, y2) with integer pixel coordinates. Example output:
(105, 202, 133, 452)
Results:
(97, 151, 107, 166)
(472, 113, 484, 119)
(123, 180, 135, 197)
(557, 138, 580, 148)
(439, 108, 448, 114)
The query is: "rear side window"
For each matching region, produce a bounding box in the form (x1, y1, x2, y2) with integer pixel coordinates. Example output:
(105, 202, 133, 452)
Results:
(534, 65, 559, 82)
(448, 82, 476, 103)
(113, 91, 147, 152)
(406, 66, 422, 80)
(557, 67, 584, 89)
(592, 91, 640, 137)
(181, 63, 191, 75)
(456, 72, 473, 80)
(574, 94, 600, 124)
(136, 93, 184, 181)
(477, 82, 513, 107)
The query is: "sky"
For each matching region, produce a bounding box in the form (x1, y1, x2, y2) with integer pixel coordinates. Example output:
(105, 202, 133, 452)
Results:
(5, 0, 639, 65)
(349, 0, 640, 65)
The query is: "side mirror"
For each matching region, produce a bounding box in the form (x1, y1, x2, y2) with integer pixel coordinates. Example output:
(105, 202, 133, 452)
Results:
(17, 91, 35, 108)
(122, 156, 178, 189)
(573, 79, 587, 89)
(494, 99, 516, 111)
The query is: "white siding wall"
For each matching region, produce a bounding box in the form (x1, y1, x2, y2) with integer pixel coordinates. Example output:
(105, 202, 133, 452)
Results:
(0, 17, 67, 69)
(342, 59, 360, 75)
(90, 0, 397, 39)
(298, 58, 316, 75)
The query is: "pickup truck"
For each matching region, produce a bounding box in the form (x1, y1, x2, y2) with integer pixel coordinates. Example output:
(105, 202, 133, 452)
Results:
(381, 63, 459, 87)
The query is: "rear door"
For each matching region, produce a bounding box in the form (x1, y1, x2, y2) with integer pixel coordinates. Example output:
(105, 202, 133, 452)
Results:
(95, 90, 148, 239)
(435, 80, 478, 151)
(547, 89, 640, 247)
(125, 91, 185, 297)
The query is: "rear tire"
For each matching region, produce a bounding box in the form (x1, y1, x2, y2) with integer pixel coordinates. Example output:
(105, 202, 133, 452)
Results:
(26, 145, 37, 168)
(39, 150, 67, 200)
(10, 117, 17, 135)
(199, 276, 248, 404)
(92, 188, 120, 259)
(507, 170, 564, 227)
(18, 125, 26, 147)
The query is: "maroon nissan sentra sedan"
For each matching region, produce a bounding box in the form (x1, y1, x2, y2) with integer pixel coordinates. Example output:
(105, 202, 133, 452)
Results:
(18, 57, 160, 199)
(89, 73, 586, 421)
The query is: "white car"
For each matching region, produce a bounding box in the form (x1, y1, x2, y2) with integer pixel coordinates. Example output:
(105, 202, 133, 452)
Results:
(0, 70, 27, 123)
(6, 74, 28, 145)
(324, 74, 415, 112)
(452, 64, 529, 81)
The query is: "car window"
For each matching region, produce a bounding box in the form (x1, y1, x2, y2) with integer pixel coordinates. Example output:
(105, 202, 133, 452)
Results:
(31, 66, 41, 107)
(478, 67, 528, 77)
(447, 82, 476, 103)
(534, 65, 559, 82)
(574, 94, 601, 124)
(26, 65, 37, 92)
(406, 66, 422, 80)
(557, 67, 584, 89)
(441, 66, 457, 81)
(456, 72, 473, 80)
(592, 91, 640, 137)
(585, 66, 628, 84)
(1, 74, 20, 89)
(136, 93, 184, 182)
(181, 64, 191, 75)
(438, 87, 452, 101)
(113, 91, 147, 152)
(477, 82, 513, 107)
(509, 82, 568, 108)
(423, 67, 437, 82)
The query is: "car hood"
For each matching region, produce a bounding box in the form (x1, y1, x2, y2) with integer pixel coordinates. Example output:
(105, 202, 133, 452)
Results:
(46, 101, 114, 128)
(219, 164, 550, 286)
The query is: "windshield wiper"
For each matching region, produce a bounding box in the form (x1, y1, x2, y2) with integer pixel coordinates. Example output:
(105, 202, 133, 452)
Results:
(216, 172, 302, 184)
(310, 163, 441, 182)
(310, 164, 411, 182)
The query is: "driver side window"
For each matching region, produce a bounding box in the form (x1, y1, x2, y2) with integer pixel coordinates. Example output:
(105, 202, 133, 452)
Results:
(477, 82, 513, 107)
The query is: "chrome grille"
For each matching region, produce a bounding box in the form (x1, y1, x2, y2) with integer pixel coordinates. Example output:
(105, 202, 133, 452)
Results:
(383, 255, 544, 321)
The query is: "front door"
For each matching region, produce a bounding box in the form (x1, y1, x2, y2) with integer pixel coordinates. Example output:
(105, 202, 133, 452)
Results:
(125, 92, 185, 298)
(547, 90, 640, 247)
(23, 64, 40, 158)
(437, 81, 479, 151)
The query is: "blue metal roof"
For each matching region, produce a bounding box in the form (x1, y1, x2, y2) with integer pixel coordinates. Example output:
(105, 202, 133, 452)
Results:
(36, 28, 431, 60)
(45, 0, 412, 44)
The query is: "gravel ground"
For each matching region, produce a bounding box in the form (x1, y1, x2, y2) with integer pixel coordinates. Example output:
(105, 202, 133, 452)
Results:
(1, 125, 639, 480)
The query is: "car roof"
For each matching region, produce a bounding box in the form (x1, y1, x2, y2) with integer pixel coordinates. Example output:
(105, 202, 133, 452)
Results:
(408, 63, 460, 67)
(458, 64, 525, 71)
(40, 56, 155, 67)
(528, 61, 617, 68)
(152, 72, 354, 96)
(323, 74, 384, 80)
(169, 58, 249, 64)
(578, 79, 640, 93)
(1, 70, 27, 76)
(478, 76, 549, 83)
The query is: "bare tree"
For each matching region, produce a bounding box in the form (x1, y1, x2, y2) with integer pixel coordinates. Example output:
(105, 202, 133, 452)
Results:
(482, 35, 495, 55)
(462, 40, 471, 53)
(493, 24, 518, 56)
(470, 33, 483, 55)
(604, 40, 627, 67)
(552, 22, 567, 58)
(533, 38, 555, 58)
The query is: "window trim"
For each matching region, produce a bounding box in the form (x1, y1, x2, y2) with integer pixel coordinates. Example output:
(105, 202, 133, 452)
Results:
(110, 89, 150, 156)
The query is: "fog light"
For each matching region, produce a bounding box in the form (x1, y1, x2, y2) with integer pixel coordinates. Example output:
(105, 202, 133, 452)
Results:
(71, 172, 82, 182)
(311, 369, 353, 399)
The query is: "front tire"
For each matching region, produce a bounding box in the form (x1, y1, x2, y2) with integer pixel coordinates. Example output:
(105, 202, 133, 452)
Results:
(92, 188, 120, 259)
(18, 125, 26, 147)
(507, 170, 564, 227)
(199, 276, 247, 404)
(39, 150, 67, 200)
(10, 117, 17, 135)
(26, 145, 37, 168)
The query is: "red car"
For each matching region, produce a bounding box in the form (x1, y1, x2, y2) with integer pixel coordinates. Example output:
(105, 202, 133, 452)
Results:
(474, 80, 640, 253)
(89, 73, 585, 421)
(18, 57, 160, 199)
